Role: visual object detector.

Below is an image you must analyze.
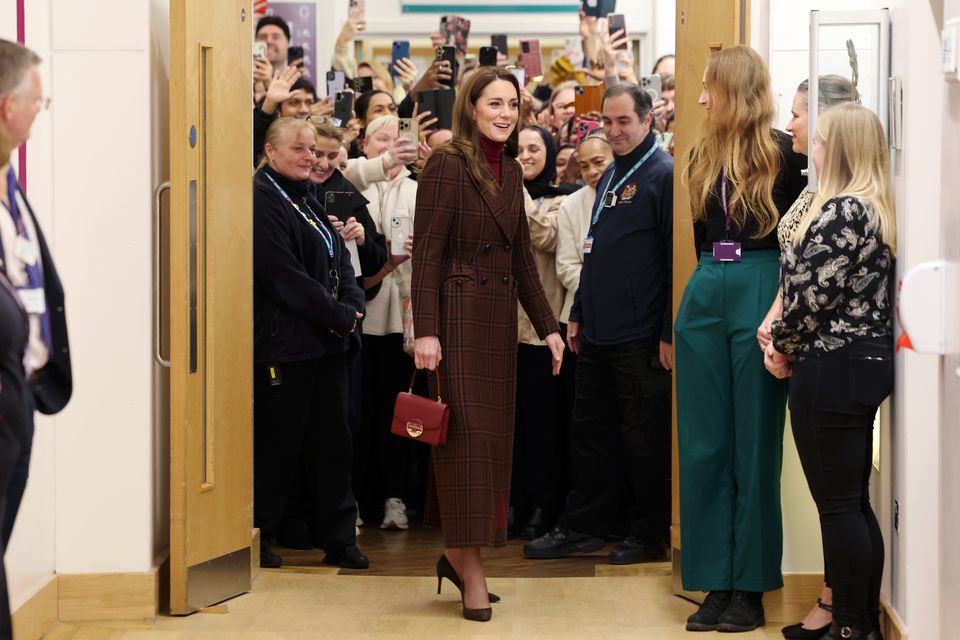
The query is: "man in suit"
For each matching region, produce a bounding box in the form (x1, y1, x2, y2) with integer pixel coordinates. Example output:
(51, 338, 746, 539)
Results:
(0, 38, 72, 546)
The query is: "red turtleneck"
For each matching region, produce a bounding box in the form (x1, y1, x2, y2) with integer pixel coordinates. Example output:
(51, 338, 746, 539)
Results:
(479, 133, 504, 185)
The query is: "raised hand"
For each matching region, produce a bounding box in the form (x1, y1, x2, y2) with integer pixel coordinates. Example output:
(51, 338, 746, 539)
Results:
(392, 57, 419, 93)
(263, 65, 302, 114)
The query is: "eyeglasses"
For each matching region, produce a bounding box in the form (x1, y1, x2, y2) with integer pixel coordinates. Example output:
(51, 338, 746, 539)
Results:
(35, 96, 52, 110)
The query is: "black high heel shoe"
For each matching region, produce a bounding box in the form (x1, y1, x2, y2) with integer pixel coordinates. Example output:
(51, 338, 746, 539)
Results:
(435, 555, 501, 603)
(781, 598, 833, 639)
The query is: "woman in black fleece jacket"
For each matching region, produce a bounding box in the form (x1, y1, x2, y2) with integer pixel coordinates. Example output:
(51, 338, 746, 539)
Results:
(252, 117, 369, 570)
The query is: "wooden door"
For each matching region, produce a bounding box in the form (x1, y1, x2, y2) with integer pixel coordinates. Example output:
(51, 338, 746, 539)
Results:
(168, 0, 254, 615)
(671, 0, 749, 595)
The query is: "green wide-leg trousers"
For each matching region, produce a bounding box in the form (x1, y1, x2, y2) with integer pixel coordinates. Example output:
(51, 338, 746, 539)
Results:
(675, 250, 787, 593)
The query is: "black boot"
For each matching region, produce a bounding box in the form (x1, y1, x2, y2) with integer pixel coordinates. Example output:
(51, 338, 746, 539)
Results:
(717, 590, 764, 632)
(260, 543, 282, 569)
(322, 544, 370, 569)
(685, 590, 732, 631)
(608, 535, 667, 564)
(824, 623, 883, 640)
(522, 526, 605, 559)
(521, 508, 548, 540)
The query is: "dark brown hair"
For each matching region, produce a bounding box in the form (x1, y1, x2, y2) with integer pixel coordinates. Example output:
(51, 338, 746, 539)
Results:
(433, 66, 520, 193)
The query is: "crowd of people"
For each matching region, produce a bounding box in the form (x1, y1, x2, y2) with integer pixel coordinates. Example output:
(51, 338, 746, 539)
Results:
(0, 2, 895, 637)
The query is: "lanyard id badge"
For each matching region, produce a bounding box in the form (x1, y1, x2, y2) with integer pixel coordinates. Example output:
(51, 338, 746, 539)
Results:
(712, 166, 742, 263)
(582, 235, 594, 254)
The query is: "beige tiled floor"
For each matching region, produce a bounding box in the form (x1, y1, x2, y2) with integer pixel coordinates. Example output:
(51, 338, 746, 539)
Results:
(46, 571, 789, 639)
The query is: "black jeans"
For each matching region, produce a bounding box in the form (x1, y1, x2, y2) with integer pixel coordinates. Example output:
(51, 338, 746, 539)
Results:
(789, 338, 893, 632)
(560, 339, 672, 541)
(254, 356, 357, 552)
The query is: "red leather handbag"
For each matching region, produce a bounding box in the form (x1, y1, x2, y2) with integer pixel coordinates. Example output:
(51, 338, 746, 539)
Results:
(391, 369, 450, 445)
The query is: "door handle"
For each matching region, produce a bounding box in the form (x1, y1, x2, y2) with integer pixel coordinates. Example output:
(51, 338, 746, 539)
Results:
(154, 181, 171, 368)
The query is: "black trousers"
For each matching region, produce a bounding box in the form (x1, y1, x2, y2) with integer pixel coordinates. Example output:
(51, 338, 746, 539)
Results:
(355, 333, 420, 515)
(0, 404, 24, 640)
(560, 338, 672, 541)
(511, 343, 567, 525)
(254, 356, 357, 552)
(789, 338, 892, 632)
(2, 395, 33, 547)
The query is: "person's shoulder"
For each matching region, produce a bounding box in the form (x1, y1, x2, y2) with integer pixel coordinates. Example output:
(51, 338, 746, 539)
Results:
(421, 147, 465, 178)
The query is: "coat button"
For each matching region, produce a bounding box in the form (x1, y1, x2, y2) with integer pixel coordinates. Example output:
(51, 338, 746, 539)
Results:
(480, 276, 488, 284)
(504, 244, 512, 252)
(483, 243, 492, 252)
(456, 278, 463, 287)
(502, 275, 509, 285)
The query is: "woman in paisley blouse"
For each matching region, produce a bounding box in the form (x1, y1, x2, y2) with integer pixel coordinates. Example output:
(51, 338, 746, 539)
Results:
(756, 74, 859, 640)
(766, 103, 896, 640)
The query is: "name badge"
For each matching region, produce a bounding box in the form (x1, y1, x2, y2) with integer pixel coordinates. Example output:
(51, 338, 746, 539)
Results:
(582, 235, 595, 254)
(712, 241, 742, 263)
(18, 287, 47, 315)
(14, 236, 39, 267)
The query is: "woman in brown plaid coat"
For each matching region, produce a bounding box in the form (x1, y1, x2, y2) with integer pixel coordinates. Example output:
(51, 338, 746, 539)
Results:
(412, 67, 564, 621)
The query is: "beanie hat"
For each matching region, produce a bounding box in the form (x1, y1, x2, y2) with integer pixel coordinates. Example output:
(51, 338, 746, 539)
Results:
(256, 16, 290, 42)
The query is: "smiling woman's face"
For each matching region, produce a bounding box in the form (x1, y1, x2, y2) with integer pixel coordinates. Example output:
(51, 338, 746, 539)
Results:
(473, 79, 519, 143)
(518, 129, 547, 181)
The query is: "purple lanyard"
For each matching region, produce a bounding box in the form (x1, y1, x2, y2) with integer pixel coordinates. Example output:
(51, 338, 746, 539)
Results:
(721, 167, 733, 235)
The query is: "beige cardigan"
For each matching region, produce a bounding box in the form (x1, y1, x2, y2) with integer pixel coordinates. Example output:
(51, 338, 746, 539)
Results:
(359, 166, 418, 336)
(555, 185, 596, 323)
(517, 190, 566, 346)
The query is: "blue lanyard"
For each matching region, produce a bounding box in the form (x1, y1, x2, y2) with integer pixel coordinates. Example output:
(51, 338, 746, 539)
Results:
(591, 143, 658, 226)
(264, 171, 335, 258)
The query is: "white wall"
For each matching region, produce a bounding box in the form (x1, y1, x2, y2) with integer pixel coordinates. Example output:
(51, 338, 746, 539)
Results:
(3, 0, 157, 609)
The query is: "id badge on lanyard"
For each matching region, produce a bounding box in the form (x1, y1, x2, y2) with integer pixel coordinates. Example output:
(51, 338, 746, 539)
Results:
(712, 167, 742, 263)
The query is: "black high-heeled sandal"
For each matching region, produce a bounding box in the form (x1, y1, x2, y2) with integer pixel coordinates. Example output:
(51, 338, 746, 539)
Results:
(435, 555, 501, 603)
(781, 598, 833, 639)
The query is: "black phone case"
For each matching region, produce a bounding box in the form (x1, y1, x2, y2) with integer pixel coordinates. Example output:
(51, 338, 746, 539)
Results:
(479, 47, 498, 67)
(333, 92, 354, 124)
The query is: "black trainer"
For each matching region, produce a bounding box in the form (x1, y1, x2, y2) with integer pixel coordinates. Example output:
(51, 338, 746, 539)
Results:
(608, 535, 668, 565)
(686, 590, 732, 631)
(717, 590, 765, 632)
(260, 543, 282, 569)
(322, 544, 370, 570)
(522, 526, 605, 559)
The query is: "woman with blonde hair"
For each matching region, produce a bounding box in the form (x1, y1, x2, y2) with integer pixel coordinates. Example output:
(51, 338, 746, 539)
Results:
(766, 103, 894, 640)
(675, 45, 806, 632)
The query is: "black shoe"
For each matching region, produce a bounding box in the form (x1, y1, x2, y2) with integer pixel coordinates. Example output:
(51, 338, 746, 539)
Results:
(824, 624, 882, 640)
(277, 520, 315, 550)
(522, 526, 605, 559)
(608, 535, 668, 565)
(717, 590, 764, 632)
(260, 544, 282, 569)
(521, 508, 548, 540)
(686, 590, 732, 631)
(323, 544, 370, 569)
(435, 554, 500, 603)
(782, 598, 832, 639)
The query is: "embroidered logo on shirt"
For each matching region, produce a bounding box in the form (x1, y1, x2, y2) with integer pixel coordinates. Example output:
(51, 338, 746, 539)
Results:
(620, 183, 638, 204)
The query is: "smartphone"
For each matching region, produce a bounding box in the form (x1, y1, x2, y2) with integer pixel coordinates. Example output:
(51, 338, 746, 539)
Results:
(491, 34, 508, 57)
(640, 74, 662, 105)
(508, 66, 526, 88)
(479, 46, 498, 67)
(576, 119, 602, 144)
(418, 89, 456, 130)
(519, 39, 543, 79)
(573, 84, 604, 117)
(391, 40, 410, 77)
(582, 0, 617, 18)
(333, 90, 354, 126)
(452, 16, 471, 58)
(390, 216, 412, 256)
(435, 45, 457, 88)
(253, 41, 268, 61)
(352, 75, 374, 94)
(287, 45, 305, 65)
(326, 70, 345, 97)
(325, 191, 352, 219)
(348, 0, 365, 17)
(608, 13, 628, 50)
(398, 118, 419, 145)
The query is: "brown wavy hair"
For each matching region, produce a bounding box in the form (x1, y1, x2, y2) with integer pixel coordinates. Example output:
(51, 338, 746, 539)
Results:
(686, 46, 781, 237)
(432, 66, 520, 193)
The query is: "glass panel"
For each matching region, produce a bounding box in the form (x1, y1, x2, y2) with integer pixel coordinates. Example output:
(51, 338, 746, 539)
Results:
(814, 23, 881, 116)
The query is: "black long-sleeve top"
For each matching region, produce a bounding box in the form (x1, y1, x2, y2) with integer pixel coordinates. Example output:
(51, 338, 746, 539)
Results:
(693, 129, 806, 253)
(253, 165, 365, 364)
(569, 131, 674, 346)
(772, 195, 894, 356)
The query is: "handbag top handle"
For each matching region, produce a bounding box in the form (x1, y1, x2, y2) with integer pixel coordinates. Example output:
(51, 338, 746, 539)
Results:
(408, 368, 444, 404)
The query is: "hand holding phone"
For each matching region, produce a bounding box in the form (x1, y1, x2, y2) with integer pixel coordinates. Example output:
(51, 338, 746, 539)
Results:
(607, 14, 628, 50)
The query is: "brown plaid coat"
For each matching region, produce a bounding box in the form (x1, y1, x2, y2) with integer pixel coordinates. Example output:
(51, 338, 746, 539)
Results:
(412, 150, 559, 548)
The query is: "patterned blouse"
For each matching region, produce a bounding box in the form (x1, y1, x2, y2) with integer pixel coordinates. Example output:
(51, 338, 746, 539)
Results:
(772, 195, 894, 356)
(777, 189, 815, 254)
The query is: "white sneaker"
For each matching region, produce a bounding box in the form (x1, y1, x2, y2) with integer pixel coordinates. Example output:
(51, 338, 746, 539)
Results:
(380, 498, 409, 530)
(356, 514, 364, 527)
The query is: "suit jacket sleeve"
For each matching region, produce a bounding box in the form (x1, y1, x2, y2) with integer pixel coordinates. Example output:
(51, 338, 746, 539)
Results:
(253, 188, 358, 336)
(411, 152, 457, 338)
(657, 163, 674, 345)
(514, 190, 560, 340)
